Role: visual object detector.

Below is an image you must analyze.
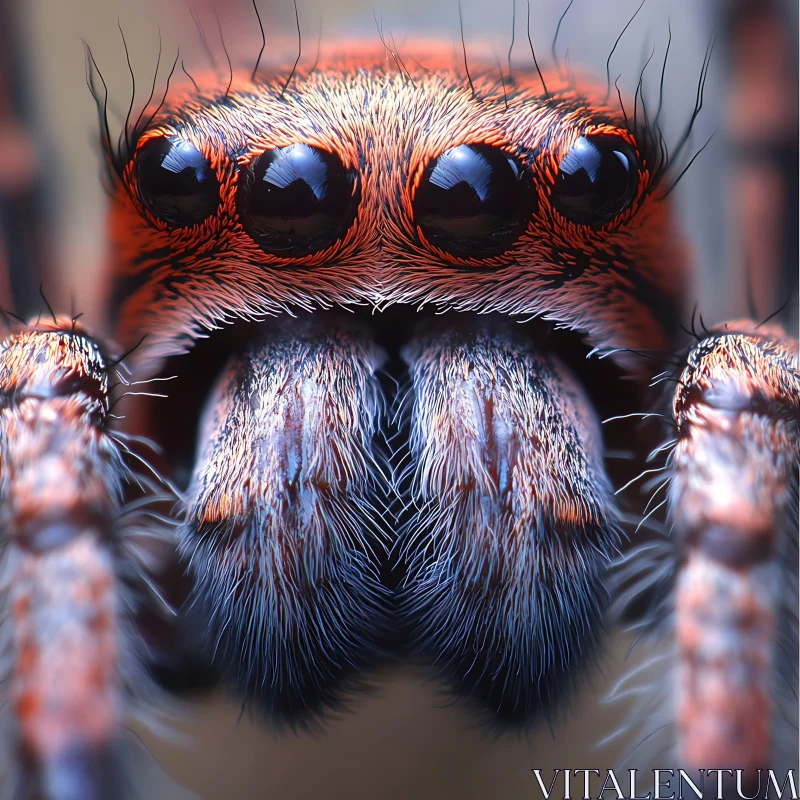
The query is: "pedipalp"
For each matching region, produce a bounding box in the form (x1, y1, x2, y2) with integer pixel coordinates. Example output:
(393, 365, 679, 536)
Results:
(670, 322, 799, 779)
(610, 320, 799, 785)
(0, 317, 175, 798)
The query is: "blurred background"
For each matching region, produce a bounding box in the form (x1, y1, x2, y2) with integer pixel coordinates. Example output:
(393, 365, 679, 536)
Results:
(0, 0, 797, 797)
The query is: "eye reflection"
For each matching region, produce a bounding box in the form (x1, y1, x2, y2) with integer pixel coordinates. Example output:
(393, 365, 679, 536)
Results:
(134, 137, 220, 227)
(237, 143, 359, 257)
(413, 143, 535, 258)
(550, 134, 639, 227)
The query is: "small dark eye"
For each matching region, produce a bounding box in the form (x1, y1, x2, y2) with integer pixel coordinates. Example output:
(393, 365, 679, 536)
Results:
(550, 134, 639, 227)
(135, 137, 220, 227)
(413, 144, 535, 258)
(237, 144, 359, 257)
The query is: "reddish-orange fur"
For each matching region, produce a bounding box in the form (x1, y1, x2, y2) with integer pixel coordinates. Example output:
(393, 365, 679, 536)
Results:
(107, 47, 684, 373)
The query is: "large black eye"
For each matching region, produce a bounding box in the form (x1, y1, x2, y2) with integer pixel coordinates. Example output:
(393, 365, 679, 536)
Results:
(237, 144, 359, 257)
(551, 134, 639, 227)
(135, 137, 220, 227)
(413, 144, 535, 258)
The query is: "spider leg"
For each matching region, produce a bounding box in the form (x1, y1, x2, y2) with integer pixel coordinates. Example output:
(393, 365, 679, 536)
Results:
(0, 322, 144, 798)
(668, 320, 799, 781)
(180, 315, 390, 722)
(398, 316, 621, 724)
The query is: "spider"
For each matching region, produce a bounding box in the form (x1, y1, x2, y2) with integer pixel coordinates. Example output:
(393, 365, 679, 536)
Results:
(0, 2, 797, 797)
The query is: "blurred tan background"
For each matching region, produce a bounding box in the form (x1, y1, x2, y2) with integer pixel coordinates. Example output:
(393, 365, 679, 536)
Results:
(0, 0, 797, 797)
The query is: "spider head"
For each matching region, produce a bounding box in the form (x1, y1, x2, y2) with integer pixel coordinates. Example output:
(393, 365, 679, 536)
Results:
(105, 47, 685, 375)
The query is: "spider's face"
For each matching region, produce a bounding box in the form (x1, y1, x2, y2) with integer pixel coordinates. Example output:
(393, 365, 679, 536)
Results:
(108, 47, 684, 369)
(96, 46, 695, 726)
(1, 14, 797, 794)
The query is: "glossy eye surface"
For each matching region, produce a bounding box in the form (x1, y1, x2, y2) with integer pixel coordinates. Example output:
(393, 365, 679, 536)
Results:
(135, 137, 220, 227)
(413, 144, 535, 258)
(550, 134, 639, 227)
(237, 144, 359, 257)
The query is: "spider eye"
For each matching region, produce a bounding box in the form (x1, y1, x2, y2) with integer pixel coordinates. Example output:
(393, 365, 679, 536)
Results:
(413, 144, 535, 258)
(135, 137, 220, 227)
(551, 134, 639, 227)
(237, 144, 359, 257)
